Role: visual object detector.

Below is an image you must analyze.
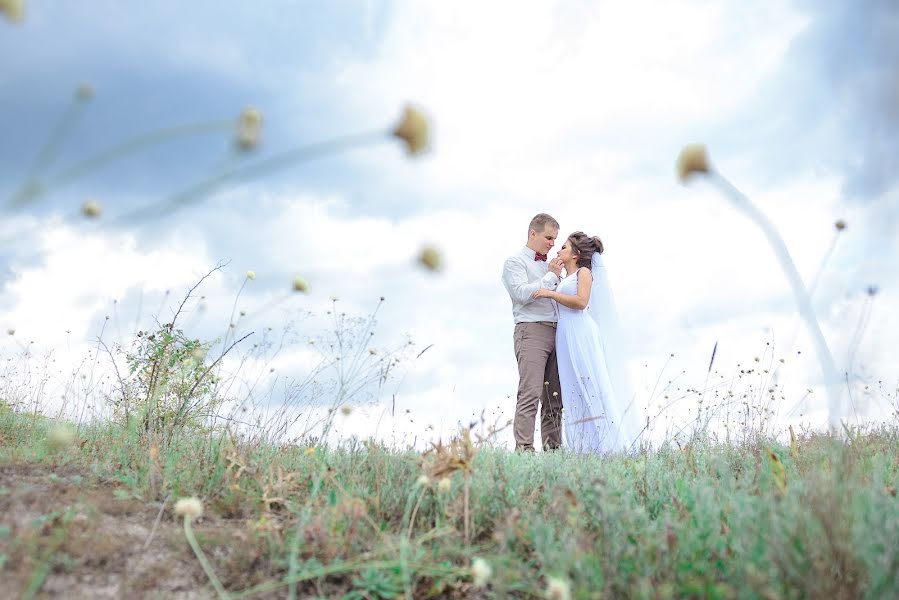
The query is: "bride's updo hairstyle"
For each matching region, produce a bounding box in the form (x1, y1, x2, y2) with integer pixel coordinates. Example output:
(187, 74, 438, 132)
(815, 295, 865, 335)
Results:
(567, 231, 604, 269)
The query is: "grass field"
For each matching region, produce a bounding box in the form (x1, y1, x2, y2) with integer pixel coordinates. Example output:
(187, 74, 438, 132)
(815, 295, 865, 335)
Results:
(2, 402, 898, 599)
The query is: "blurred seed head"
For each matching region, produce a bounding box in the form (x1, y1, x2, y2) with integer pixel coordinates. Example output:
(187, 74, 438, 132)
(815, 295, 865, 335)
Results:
(304, 447, 316, 456)
(676, 143, 710, 183)
(174, 497, 204, 520)
(471, 558, 492, 587)
(392, 105, 430, 156)
(418, 245, 442, 272)
(340, 405, 353, 416)
(437, 477, 452, 493)
(545, 576, 571, 600)
(867, 285, 879, 296)
(834, 219, 847, 232)
(81, 200, 102, 218)
(292, 276, 309, 293)
(236, 106, 263, 150)
(47, 424, 76, 453)
(0, 0, 25, 22)
(6, 328, 14, 336)
(246, 270, 256, 280)
(75, 82, 94, 101)
(416, 474, 430, 486)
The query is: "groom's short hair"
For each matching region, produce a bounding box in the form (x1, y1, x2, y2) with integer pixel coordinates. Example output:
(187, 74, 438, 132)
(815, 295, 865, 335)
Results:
(528, 213, 559, 234)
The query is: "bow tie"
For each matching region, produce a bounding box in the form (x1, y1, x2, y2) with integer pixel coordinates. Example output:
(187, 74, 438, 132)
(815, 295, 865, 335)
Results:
(534, 253, 548, 262)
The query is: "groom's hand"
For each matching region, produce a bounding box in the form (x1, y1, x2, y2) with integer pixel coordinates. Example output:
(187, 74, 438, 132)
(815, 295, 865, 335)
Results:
(548, 258, 563, 277)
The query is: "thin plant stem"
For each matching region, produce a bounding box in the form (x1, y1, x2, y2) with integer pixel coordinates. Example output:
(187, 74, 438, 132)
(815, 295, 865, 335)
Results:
(10, 98, 87, 208)
(45, 120, 234, 191)
(111, 128, 388, 226)
(183, 515, 231, 599)
(709, 171, 843, 428)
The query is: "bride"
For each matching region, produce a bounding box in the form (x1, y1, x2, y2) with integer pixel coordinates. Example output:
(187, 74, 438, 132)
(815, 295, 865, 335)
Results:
(533, 231, 642, 453)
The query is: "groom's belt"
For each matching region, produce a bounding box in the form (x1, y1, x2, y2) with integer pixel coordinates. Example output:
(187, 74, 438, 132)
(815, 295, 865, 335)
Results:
(516, 320, 557, 328)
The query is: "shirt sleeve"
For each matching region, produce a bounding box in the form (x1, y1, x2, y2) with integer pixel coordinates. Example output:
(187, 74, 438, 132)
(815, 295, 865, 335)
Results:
(503, 258, 559, 304)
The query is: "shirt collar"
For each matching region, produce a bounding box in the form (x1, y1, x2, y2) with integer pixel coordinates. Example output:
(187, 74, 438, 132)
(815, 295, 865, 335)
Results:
(522, 246, 537, 260)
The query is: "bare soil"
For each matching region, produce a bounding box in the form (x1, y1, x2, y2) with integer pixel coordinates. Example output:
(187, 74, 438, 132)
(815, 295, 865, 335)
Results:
(0, 462, 274, 600)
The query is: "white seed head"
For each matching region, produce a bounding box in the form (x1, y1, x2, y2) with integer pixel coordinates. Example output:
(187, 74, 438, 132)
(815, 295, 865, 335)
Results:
(0, 0, 25, 22)
(418, 245, 442, 272)
(174, 497, 204, 520)
(236, 106, 263, 150)
(392, 105, 430, 156)
(246, 270, 256, 280)
(676, 143, 710, 183)
(437, 477, 452, 493)
(81, 200, 102, 218)
(416, 474, 430, 486)
(545, 576, 572, 600)
(471, 558, 492, 587)
(292, 276, 309, 293)
(340, 405, 353, 416)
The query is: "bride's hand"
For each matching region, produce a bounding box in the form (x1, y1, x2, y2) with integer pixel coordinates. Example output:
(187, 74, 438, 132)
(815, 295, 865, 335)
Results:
(533, 288, 552, 299)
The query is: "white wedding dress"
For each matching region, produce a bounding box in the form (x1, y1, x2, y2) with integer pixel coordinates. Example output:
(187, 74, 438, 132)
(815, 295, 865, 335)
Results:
(555, 254, 643, 453)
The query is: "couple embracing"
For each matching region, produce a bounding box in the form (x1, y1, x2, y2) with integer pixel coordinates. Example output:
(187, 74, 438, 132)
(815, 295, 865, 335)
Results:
(502, 213, 642, 453)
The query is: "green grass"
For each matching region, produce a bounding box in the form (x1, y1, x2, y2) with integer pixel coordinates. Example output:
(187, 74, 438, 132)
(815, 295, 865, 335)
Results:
(2, 404, 898, 599)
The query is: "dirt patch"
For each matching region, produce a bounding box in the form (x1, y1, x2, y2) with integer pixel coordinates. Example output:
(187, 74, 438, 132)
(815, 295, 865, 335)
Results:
(0, 462, 264, 599)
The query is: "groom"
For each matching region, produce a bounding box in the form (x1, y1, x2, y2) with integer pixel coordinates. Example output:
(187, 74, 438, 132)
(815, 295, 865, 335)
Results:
(502, 213, 564, 451)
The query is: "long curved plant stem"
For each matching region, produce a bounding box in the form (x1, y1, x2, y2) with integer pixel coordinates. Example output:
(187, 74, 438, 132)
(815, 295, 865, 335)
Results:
(183, 516, 230, 599)
(709, 171, 843, 428)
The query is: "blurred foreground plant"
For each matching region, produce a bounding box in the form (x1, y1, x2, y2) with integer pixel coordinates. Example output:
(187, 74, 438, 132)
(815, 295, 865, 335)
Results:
(677, 143, 843, 429)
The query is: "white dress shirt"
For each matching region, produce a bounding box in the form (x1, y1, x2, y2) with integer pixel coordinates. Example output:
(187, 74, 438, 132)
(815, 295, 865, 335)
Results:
(502, 246, 561, 323)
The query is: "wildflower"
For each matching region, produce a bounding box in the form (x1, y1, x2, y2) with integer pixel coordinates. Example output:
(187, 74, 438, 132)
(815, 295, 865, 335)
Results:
(340, 405, 353, 416)
(675, 143, 710, 182)
(545, 576, 571, 600)
(174, 497, 204, 520)
(304, 447, 316, 456)
(246, 270, 256, 280)
(292, 276, 309, 293)
(418, 245, 442, 271)
(416, 474, 430, 486)
(47, 425, 75, 452)
(392, 105, 430, 156)
(236, 106, 263, 150)
(437, 477, 452, 493)
(0, 0, 25, 22)
(471, 558, 492, 587)
(81, 200, 102, 218)
(75, 83, 94, 101)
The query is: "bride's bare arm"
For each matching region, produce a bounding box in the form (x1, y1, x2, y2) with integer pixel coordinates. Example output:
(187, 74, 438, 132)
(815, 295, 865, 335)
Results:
(533, 268, 592, 310)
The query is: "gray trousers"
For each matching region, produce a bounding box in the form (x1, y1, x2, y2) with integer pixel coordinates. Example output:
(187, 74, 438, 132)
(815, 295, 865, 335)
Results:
(513, 322, 563, 451)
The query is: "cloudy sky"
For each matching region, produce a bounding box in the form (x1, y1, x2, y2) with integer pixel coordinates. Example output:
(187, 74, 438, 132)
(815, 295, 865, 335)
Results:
(1, 0, 896, 447)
